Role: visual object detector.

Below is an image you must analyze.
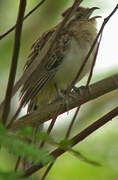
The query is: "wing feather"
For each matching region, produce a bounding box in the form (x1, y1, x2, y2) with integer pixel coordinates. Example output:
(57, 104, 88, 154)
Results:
(20, 28, 71, 107)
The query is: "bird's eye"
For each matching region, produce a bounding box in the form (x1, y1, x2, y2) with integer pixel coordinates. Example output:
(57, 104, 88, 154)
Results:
(77, 13, 83, 19)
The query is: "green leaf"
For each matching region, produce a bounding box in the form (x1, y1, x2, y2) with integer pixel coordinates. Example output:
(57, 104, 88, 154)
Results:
(59, 139, 73, 149)
(0, 131, 54, 165)
(17, 128, 54, 142)
(36, 132, 54, 142)
(16, 126, 33, 136)
(70, 149, 101, 166)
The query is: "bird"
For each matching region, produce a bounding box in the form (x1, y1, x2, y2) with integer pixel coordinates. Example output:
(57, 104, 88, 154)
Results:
(20, 6, 100, 113)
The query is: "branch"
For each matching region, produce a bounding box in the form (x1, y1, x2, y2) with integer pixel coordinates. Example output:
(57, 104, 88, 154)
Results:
(0, 0, 46, 40)
(1, 0, 26, 125)
(8, 73, 118, 131)
(22, 99, 118, 177)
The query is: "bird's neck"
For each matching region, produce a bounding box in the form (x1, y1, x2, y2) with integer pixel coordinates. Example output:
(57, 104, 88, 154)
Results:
(67, 19, 97, 47)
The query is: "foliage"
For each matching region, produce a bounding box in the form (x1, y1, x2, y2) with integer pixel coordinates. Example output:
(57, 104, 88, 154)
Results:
(0, 125, 54, 166)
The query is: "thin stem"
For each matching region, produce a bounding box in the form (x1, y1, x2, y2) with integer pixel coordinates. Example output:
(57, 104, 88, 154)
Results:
(7, 102, 23, 129)
(0, 0, 46, 40)
(65, 106, 81, 138)
(41, 163, 54, 180)
(1, 0, 26, 125)
(15, 156, 21, 172)
(86, 33, 102, 87)
(39, 104, 62, 147)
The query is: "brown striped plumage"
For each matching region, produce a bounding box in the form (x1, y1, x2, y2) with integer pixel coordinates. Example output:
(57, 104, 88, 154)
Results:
(20, 6, 99, 112)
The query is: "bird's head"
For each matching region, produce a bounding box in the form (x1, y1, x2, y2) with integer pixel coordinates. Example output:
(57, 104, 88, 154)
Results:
(62, 6, 101, 21)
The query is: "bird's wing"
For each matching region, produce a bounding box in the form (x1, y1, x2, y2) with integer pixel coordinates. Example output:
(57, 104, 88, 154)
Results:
(20, 29, 71, 106)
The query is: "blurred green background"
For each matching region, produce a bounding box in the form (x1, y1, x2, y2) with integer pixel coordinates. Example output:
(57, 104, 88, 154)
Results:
(0, 0, 118, 180)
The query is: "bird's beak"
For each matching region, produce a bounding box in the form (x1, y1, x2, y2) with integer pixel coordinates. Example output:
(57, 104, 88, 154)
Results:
(90, 7, 100, 12)
(89, 7, 101, 19)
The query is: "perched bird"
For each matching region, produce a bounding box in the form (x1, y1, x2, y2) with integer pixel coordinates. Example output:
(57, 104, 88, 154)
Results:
(20, 6, 99, 112)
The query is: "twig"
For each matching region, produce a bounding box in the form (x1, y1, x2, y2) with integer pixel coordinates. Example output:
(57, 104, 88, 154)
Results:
(41, 163, 54, 180)
(7, 101, 24, 129)
(39, 104, 63, 147)
(1, 0, 26, 125)
(65, 106, 81, 138)
(0, 0, 46, 40)
(22, 104, 118, 177)
(8, 73, 118, 131)
(14, 156, 21, 172)
(86, 33, 102, 87)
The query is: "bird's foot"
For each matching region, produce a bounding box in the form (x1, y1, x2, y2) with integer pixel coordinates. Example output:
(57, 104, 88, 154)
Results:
(73, 85, 92, 96)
